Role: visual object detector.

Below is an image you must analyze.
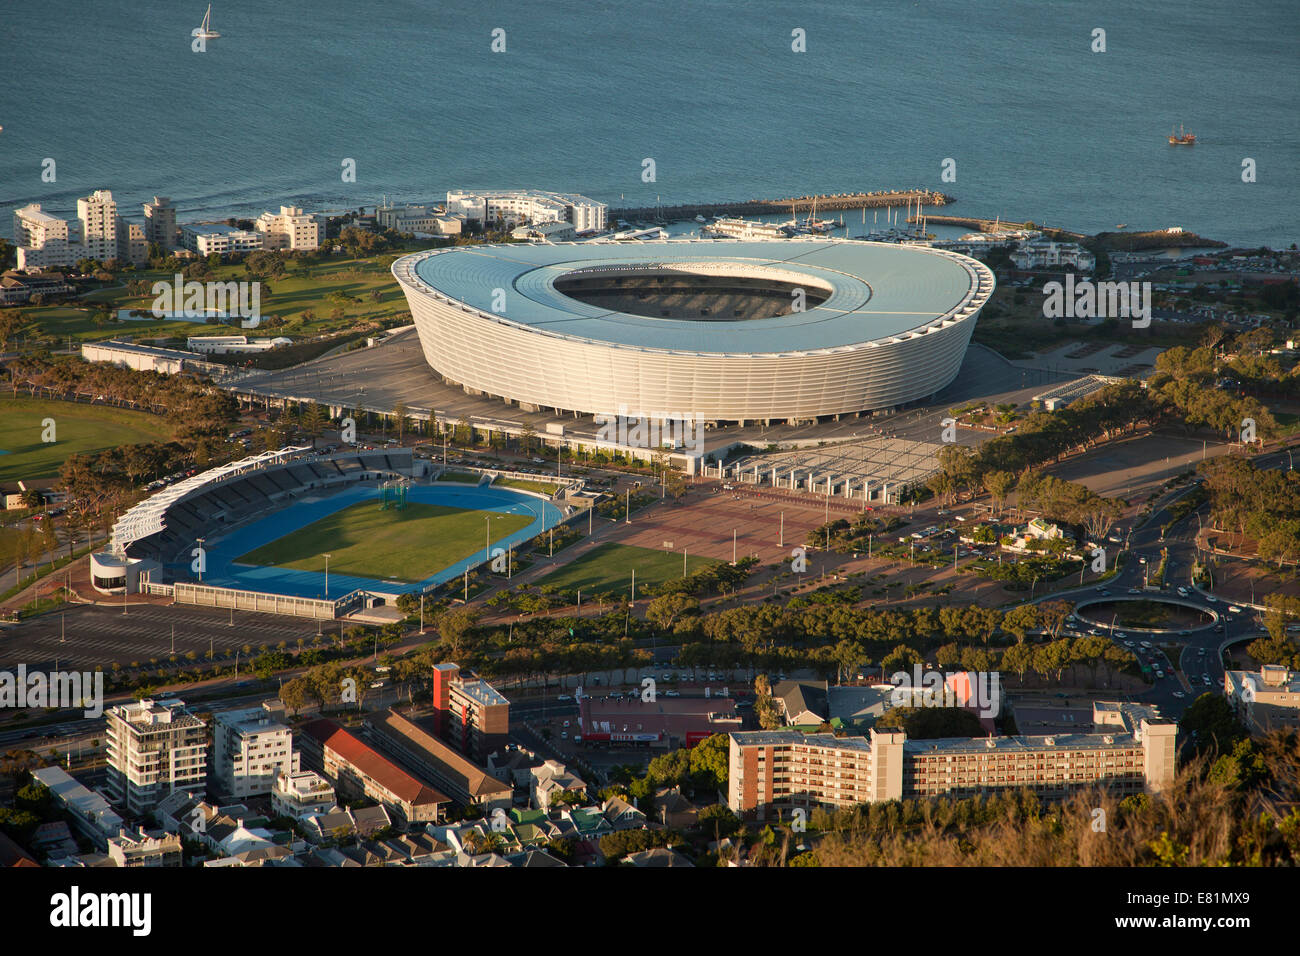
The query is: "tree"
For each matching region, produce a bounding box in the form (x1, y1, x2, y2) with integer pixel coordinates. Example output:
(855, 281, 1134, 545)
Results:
(687, 734, 730, 791)
(646, 593, 700, 632)
(279, 676, 313, 716)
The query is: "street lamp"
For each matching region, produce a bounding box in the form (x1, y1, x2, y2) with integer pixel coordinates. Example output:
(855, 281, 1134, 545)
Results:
(323, 553, 331, 600)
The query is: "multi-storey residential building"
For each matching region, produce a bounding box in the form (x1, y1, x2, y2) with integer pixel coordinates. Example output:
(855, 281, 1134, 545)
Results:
(728, 702, 1176, 821)
(106, 830, 183, 867)
(1010, 238, 1096, 272)
(430, 662, 510, 761)
(142, 196, 179, 248)
(115, 218, 149, 265)
(180, 223, 265, 256)
(255, 205, 320, 250)
(300, 719, 449, 827)
(376, 203, 443, 234)
(271, 769, 337, 820)
(105, 698, 208, 815)
(445, 189, 606, 233)
(77, 189, 118, 262)
(13, 204, 77, 270)
(1225, 665, 1300, 734)
(211, 704, 299, 800)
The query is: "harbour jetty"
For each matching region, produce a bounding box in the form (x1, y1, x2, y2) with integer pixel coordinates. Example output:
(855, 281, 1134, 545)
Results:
(612, 188, 951, 222)
(914, 214, 1086, 241)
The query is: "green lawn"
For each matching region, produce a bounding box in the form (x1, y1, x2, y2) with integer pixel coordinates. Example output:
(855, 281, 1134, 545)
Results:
(0, 397, 174, 484)
(537, 542, 718, 594)
(11, 247, 425, 348)
(436, 471, 481, 484)
(494, 477, 560, 496)
(235, 500, 533, 583)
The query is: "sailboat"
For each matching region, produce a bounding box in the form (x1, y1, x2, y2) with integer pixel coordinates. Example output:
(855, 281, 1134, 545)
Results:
(1168, 124, 1195, 145)
(196, 4, 220, 39)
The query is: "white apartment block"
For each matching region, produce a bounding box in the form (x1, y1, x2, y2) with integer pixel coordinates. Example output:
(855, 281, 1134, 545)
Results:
(13, 204, 77, 270)
(271, 769, 337, 820)
(143, 196, 179, 248)
(181, 224, 265, 256)
(445, 189, 606, 233)
(1225, 665, 1300, 734)
(255, 205, 320, 250)
(77, 189, 119, 262)
(1011, 238, 1096, 272)
(212, 705, 300, 799)
(105, 698, 208, 815)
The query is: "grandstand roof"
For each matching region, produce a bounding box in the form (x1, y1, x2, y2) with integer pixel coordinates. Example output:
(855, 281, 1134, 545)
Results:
(407, 238, 983, 354)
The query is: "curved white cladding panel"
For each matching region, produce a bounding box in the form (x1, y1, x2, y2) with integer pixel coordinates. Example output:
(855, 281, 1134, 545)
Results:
(393, 239, 993, 420)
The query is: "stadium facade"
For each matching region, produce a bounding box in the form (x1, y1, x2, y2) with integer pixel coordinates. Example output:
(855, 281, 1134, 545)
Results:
(392, 238, 994, 425)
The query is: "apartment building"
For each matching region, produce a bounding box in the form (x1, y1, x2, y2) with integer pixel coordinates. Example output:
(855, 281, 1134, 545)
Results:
(1011, 238, 1097, 272)
(430, 662, 510, 761)
(1225, 665, 1300, 734)
(13, 204, 77, 270)
(445, 189, 606, 233)
(255, 205, 320, 250)
(77, 189, 118, 262)
(301, 719, 449, 828)
(115, 218, 149, 265)
(271, 769, 337, 820)
(105, 698, 209, 815)
(143, 196, 179, 248)
(180, 223, 265, 256)
(728, 702, 1176, 821)
(211, 704, 300, 800)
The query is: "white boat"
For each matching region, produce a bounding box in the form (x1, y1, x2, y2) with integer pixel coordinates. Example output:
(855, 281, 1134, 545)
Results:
(195, 4, 220, 38)
(694, 215, 707, 224)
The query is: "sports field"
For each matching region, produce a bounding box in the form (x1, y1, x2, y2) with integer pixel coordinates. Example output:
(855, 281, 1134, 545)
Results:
(0, 398, 173, 485)
(236, 500, 533, 582)
(538, 542, 718, 593)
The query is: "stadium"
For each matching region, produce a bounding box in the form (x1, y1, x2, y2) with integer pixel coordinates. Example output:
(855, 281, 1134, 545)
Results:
(95, 447, 565, 617)
(392, 238, 995, 423)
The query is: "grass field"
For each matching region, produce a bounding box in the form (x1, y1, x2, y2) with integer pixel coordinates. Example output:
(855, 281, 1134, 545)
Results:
(436, 471, 480, 484)
(0, 397, 174, 484)
(235, 500, 533, 582)
(494, 477, 561, 496)
(11, 247, 424, 349)
(537, 542, 717, 594)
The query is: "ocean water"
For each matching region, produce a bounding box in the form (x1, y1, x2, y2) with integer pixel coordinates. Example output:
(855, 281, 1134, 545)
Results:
(1, 0, 1296, 245)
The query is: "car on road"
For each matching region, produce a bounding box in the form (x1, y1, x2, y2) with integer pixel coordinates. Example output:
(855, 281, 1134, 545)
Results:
(1228, 605, 1243, 614)
(1178, 631, 1190, 637)
(1173, 691, 1185, 699)
(1128, 588, 1141, 595)
(556, 695, 572, 702)
(1204, 675, 1213, 685)
(1206, 595, 1218, 604)
(664, 690, 680, 697)
(1155, 670, 1165, 679)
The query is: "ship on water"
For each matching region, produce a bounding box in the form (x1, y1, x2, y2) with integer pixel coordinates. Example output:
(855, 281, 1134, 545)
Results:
(701, 217, 789, 240)
(1168, 124, 1195, 145)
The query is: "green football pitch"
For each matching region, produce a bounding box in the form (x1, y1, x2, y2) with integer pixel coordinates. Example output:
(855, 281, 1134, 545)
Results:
(235, 501, 533, 582)
(537, 542, 718, 594)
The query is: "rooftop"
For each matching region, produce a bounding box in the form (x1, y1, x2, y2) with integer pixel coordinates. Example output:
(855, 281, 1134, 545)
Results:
(402, 238, 987, 354)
